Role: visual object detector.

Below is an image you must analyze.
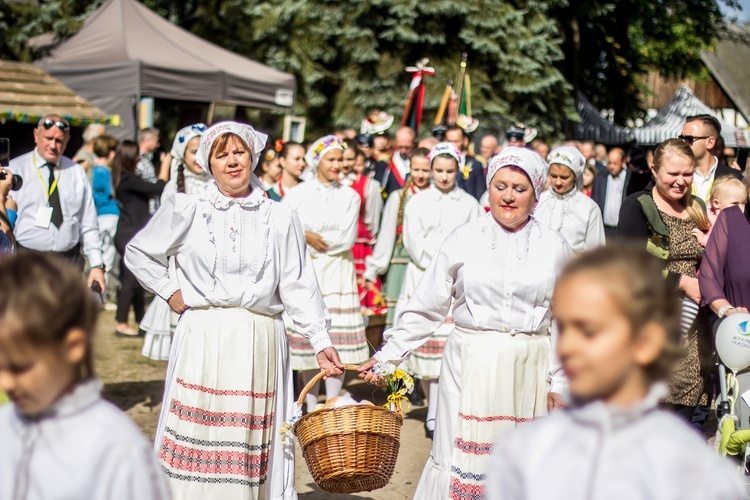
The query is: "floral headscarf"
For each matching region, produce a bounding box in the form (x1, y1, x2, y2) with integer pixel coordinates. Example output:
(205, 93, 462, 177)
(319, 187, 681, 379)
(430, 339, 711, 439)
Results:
(486, 147, 548, 199)
(304, 135, 348, 171)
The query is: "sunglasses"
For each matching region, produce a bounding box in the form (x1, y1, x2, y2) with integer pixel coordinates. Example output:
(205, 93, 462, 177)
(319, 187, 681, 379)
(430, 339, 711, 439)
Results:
(41, 119, 70, 132)
(678, 135, 710, 146)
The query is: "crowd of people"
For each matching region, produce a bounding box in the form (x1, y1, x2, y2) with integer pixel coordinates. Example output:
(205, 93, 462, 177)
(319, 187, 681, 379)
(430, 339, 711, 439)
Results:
(1, 110, 750, 499)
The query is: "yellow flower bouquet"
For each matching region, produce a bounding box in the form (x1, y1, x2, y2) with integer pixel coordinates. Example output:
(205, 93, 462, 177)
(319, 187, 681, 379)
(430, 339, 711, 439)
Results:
(373, 361, 414, 412)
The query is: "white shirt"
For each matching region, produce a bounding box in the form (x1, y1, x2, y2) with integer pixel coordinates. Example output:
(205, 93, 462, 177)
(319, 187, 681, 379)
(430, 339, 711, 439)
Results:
(603, 168, 627, 227)
(10, 150, 103, 264)
(125, 182, 332, 352)
(363, 185, 422, 282)
(282, 178, 360, 258)
(693, 156, 719, 202)
(390, 152, 410, 183)
(486, 384, 745, 500)
(535, 188, 606, 253)
(10, 149, 103, 266)
(376, 214, 572, 393)
(0, 379, 170, 500)
(403, 185, 483, 270)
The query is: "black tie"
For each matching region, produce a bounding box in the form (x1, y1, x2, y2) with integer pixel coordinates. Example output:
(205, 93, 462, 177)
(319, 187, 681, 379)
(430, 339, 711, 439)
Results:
(46, 163, 63, 228)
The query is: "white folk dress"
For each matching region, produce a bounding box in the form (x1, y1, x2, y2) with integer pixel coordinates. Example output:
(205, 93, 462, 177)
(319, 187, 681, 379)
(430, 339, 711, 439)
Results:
(140, 170, 213, 361)
(376, 214, 571, 499)
(396, 186, 483, 379)
(282, 179, 369, 369)
(126, 183, 332, 500)
(534, 188, 605, 253)
(0, 378, 170, 500)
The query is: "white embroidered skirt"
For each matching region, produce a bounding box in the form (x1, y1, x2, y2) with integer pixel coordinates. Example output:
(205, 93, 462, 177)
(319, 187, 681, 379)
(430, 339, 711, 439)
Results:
(287, 252, 368, 370)
(154, 307, 297, 500)
(414, 327, 550, 500)
(141, 296, 177, 361)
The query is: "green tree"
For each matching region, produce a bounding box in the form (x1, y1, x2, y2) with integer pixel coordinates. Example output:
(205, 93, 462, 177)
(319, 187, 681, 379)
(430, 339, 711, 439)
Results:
(551, 0, 737, 124)
(247, 0, 576, 136)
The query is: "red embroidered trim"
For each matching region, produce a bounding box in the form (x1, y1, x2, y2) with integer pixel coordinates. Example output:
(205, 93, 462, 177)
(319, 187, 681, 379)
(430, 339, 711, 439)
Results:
(176, 378, 275, 399)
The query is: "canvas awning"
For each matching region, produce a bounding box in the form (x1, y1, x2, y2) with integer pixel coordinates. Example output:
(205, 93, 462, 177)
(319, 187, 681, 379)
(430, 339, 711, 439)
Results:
(634, 85, 744, 147)
(573, 92, 635, 145)
(0, 60, 116, 126)
(36, 0, 296, 139)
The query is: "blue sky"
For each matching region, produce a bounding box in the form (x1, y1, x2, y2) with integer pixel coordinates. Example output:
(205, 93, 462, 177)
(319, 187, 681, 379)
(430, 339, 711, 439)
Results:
(724, 0, 750, 21)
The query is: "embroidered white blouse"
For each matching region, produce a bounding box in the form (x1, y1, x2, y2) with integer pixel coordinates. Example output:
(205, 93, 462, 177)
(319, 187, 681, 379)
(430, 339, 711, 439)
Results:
(363, 185, 423, 282)
(403, 186, 483, 270)
(535, 188, 606, 253)
(0, 379, 170, 500)
(160, 169, 213, 202)
(125, 182, 332, 352)
(376, 214, 572, 393)
(282, 178, 361, 258)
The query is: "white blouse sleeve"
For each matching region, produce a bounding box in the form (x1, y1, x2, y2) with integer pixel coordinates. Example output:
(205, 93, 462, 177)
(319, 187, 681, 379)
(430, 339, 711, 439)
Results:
(322, 191, 360, 255)
(584, 202, 606, 251)
(548, 237, 573, 395)
(276, 211, 333, 352)
(364, 192, 401, 282)
(364, 179, 384, 237)
(403, 198, 445, 269)
(125, 194, 195, 301)
(376, 230, 457, 363)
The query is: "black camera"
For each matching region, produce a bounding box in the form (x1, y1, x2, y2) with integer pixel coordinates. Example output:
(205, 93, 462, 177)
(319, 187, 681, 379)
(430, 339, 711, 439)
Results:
(0, 170, 22, 191)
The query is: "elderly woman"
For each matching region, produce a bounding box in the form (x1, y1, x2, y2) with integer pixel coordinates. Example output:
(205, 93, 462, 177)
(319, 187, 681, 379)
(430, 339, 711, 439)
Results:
(360, 147, 571, 499)
(282, 136, 369, 411)
(126, 121, 343, 500)
(618, 138, 711, 424)
(535, 146, 605, 253)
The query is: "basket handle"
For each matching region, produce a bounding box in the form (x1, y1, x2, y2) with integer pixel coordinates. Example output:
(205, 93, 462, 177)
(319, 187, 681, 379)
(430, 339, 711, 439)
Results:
(296, 364, 362, 407)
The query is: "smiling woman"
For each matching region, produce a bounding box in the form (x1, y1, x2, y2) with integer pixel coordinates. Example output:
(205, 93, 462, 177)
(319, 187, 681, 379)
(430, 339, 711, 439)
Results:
(359, 147, 572, 498)
(617, 138, 713, 426)
(125, 121, 343, 499)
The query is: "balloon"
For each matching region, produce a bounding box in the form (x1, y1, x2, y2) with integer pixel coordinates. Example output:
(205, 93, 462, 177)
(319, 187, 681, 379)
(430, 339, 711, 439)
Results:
(715, 313, 750, 372)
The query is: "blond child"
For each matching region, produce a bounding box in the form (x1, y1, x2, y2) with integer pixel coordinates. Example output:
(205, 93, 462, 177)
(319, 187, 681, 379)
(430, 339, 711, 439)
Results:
(693, 176, 749, 247)
(0, 253, 170, 500)
(486, 246, 744, 499)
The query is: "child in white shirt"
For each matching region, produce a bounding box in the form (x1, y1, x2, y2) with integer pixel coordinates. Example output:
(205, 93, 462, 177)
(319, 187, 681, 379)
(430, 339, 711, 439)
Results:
(486, 245, 745, 500)
(0, 253, 170, 500)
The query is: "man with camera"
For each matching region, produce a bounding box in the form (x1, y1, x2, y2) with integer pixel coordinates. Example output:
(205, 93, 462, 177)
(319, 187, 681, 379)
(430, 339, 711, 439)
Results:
(9, 114, 105, 290)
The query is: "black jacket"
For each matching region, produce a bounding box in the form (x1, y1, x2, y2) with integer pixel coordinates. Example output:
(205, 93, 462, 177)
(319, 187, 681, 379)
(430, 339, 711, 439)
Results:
(114, 170, 166, 252)
(457, 155, 487, 201)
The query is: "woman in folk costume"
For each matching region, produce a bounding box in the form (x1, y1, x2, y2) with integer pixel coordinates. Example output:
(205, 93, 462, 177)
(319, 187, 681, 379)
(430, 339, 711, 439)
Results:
(126, 121, 343, 500)
(534, 145, 606, 253)
(140, 123, 210, 361)
(360, 147, 571, 500)
(363, 148, 432, 327)
(282, 136, 369, 411)
(339, 140, 385, 311)
(397, 142, 483, 438)
(267, 141, 307, 201)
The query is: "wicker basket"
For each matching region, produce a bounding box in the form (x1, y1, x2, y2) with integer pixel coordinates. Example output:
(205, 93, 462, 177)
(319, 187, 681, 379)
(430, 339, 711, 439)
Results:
(293, 365, 403, 494)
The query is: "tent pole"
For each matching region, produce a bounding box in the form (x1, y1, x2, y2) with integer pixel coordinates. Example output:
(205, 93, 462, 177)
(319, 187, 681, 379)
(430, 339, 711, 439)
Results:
(207, 102, 216, 125)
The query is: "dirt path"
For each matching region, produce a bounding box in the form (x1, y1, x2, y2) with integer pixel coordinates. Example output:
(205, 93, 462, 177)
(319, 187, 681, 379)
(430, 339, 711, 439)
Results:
(95, 311, 429, 498)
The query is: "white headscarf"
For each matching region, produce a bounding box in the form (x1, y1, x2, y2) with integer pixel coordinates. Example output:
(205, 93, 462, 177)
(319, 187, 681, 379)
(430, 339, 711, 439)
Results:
(486, 146, 548, 199)
(170, 123, 206, 180)
(428, 142, 462, 166)
(196, 121, 268, 176)
(304, 135, 347, 172)
(547, 146, 586, 180)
